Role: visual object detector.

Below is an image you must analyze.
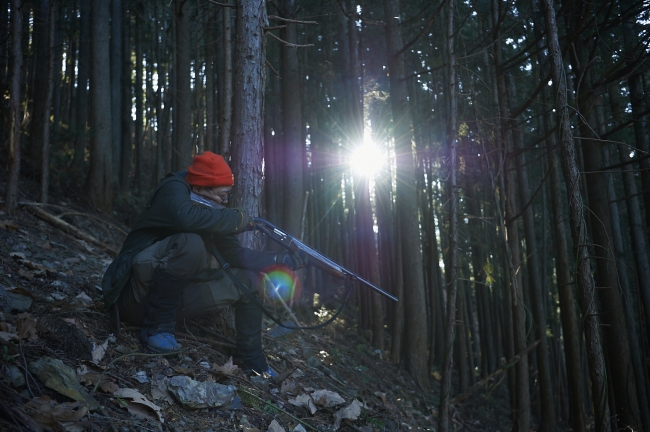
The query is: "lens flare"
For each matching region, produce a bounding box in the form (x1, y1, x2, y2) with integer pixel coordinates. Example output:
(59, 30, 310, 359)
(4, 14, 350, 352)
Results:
(262, 265, 301, 304)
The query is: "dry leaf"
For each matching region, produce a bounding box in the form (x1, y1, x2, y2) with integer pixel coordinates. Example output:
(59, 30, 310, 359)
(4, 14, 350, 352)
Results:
(19, 269, 34, 280)
(72, 292, 93, 306)
(333, 399, 363, 430)
(374, 391, 388, 405)
(9, 252, 26, 260)
(311, 389, 345, 407)
(98, 380, 119, 393)
(289, 394, 317, 415)
(0, 331, 19, 342)
(267, 419, 286, 432)
(40, 241, 53, 250)
(0, 220, 19, 230)
(212, 357, 239, 375)
(173, 366, 194, 377)
(280, 378, 300, 395)
(24, 395, 88, 427)
(114, 388, 164, 423)
(91, 339, 109, 364)
(16, 314, 38, 340)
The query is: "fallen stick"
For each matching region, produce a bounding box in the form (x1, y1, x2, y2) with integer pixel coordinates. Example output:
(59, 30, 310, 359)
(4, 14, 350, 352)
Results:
(21, 203, 119, 256)
(450, 339, 540, 405)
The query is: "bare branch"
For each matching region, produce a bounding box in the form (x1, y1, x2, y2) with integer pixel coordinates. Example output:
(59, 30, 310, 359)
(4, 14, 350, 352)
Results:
(264, 25, 287, 31)
(265, 58, 281, 78)
(266, 31, 314, 48)
(267, 15, 317, 24)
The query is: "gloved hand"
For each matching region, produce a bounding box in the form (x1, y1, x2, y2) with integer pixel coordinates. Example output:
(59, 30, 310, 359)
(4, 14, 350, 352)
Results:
(276, 250, 309, 270)
(233, 208, 255, 233)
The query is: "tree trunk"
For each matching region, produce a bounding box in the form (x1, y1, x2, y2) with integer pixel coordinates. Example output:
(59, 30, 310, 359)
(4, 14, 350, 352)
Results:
(135, 8, 144, 189)
(205, 5, 216, 153)
(73, 0, 90, 172)
(85, 0, 113, 211)
(439, 0, 459, 428)
(546, 113, 587, 432)
(231, 0, 266, 249)
(218, 3, 233, 157)
(540, 0, 610, 429)
(120, 4, 132, 190)
(490, 1, 529, 427)
(279, 0, 304, 237)
(6, 0, 23, 214)
(173, 0, 192, 171)
(383, 0, 429, 390)
(575, 77, 641, 432)
(110, 0, 122, 186)
(39, 0, 56, 204)
(508, 77, 556, 431)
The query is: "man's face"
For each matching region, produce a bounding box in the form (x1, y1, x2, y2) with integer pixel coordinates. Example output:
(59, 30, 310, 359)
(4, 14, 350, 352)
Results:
(193, 186, 232, 205)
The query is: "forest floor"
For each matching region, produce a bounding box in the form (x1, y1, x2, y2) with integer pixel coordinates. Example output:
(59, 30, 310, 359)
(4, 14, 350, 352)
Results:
(0, 176, 515, 432)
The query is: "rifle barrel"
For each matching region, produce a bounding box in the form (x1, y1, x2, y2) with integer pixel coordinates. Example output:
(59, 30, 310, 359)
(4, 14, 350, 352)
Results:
(253, 218, 398, 302)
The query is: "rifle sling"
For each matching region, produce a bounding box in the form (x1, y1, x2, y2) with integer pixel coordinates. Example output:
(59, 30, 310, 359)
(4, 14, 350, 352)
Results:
(209, 244, 352, 330)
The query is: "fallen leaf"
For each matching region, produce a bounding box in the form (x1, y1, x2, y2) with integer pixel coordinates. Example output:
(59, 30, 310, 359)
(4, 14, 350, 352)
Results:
(9, 252, 26, 260)
(40, 241, 53, 250)
(173, 366, 195, 377)
(311, 389, 345, 407)
(280, 377, 300, 395)
(289, 394, 317, 415)
(98, 380, 119, 393)
(19, 269, 34, 281)
(212, 357, 239, 375)
(72, 292, 93, 306)
(114, 388, 164, 423)
(374, 391, 388, 405)
(0, 220, 19, 230)
(150, 378, 175, 405)
(24, 395, 88, 427)
(267, 419, 286, 432)
(0, 331, 19, 342)
(333, 399, 363, 430)
(16, 313, 38, 340)
(91, 339, 109, 364)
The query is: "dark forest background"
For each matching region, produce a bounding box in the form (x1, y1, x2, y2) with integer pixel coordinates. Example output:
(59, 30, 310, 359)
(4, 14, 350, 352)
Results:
(2, 0, 650, 430)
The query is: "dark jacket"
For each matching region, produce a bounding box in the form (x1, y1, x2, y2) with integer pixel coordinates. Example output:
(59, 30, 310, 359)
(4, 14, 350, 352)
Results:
(102, 172, 275, 307)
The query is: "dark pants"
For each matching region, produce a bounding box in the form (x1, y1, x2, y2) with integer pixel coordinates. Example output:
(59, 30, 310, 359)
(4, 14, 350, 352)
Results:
(117, 233, 269, 371)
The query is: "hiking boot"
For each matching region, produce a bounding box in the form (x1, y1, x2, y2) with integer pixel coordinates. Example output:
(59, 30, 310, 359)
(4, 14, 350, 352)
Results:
(146, 332, 181, 354)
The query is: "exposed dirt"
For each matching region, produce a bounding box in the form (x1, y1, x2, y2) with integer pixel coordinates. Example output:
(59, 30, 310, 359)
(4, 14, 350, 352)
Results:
(0, 188, 512, 432)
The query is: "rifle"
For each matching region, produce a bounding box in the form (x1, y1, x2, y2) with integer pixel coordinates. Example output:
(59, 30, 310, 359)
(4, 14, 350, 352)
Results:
(253, 218, 398, 302)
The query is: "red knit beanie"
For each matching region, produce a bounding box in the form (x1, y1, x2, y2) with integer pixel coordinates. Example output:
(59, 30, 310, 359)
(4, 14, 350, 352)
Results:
(186, 152, 234, 187)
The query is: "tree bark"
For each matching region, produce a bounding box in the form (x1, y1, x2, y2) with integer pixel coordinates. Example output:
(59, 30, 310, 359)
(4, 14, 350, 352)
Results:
(231, 0, 266, 249)
(383, 0, 429, 390)
(439, 0, 459, 428)
(120, 3, 132, 190)
(39, 0, 56, 204)
(73, 0, 91, 172)
(85, 0, 113, 211)
(6, 0, 23, 214)
(110, 0, 122, 186)
(279, 0, 304, 237)
(218, 3, 233, 157)
(135, 8, 145, 189)
(508, 77, 556, 431)
(539, 0, 610, 429)
(173, 0, 192, 171)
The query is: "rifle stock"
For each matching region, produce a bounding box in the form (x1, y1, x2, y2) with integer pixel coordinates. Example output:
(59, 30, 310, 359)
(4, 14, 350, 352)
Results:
(253, 218, 398, 302)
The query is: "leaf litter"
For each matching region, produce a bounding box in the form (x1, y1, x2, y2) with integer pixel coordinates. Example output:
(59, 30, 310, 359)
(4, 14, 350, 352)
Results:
(0, 197, 511, 431)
